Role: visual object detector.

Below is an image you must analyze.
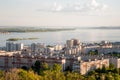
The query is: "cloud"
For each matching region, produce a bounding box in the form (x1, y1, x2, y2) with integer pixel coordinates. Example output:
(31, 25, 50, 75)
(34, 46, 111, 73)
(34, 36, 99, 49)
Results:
(52, 2, 63, 12)
(86, 0, 108, 11)
(37, 0, 108, 14)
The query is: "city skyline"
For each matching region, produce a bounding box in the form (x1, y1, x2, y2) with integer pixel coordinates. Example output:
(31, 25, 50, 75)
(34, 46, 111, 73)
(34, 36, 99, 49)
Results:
(0, 0, 120, 27)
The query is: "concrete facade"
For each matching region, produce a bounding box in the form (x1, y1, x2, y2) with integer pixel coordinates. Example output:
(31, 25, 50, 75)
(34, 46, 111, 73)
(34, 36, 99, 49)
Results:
(109, 58, 120, 68)
(72, 58, 109, 75)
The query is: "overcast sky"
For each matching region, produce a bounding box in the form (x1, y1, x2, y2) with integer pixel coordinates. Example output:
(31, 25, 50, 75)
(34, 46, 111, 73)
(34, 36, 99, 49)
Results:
(0, 0, 120, 27)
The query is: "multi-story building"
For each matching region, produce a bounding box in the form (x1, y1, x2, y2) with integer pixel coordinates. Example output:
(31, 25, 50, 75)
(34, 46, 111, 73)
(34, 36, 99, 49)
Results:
(65, 46, 82, 55)
(81, 45, 100, 54)
(0, 51, 66, 71)
(65, 55, 81, 70)
(72, 39, 80, 46)
(6, 42, 24, 52)
(98, 48, 120, 54)
(31, 43, 45, 53)
(46, 47, 54, 54)
(2, 40, 120, 75)
(109, 58, 120, 68)
(6, 42, 14, 52)
(66, 39, 80, 48)
(38, 56, 66, 71)
(72, 58, 109, 75)
(54, 45, 62, 51)
(66, 40, 74, 48)
(112, 42, 120, 48)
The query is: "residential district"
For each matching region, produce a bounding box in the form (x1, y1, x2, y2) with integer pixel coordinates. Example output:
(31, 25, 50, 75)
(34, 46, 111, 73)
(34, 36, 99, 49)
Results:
(0, 39, 120, 75)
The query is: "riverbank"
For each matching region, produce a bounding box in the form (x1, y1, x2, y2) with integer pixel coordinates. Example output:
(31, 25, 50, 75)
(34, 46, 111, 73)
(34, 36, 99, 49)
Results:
(7, 38, 39, 41)
(0, 27, 75, 33)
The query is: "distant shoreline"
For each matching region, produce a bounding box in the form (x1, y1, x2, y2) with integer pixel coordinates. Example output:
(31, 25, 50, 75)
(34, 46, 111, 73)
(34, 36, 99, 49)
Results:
(78, 26, 120, 30)
(0, 27, 75, 33)
(7, 38, 39, 41)
(0, 27, 120, 33)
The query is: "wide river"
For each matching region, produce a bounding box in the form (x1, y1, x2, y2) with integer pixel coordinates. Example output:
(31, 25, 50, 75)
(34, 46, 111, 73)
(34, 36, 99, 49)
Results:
(0, 29, 120, 47)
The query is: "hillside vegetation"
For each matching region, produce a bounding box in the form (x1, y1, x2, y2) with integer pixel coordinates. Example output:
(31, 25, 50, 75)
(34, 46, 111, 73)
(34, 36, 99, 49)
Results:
(0, 61, 120, 80)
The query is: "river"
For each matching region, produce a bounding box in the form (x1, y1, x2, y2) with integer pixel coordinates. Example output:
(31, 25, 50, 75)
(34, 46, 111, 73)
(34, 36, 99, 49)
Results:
(0, 29, 120, 47)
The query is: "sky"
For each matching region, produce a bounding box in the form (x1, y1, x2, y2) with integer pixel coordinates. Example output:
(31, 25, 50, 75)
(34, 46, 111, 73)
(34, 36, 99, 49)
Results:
(0, 0, 120, 27)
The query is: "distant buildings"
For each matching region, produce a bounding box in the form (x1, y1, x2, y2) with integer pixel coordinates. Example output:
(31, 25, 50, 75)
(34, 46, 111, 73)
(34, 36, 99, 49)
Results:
(65, 46, 81, 55)
(6, 42, 24, 52)
(46, 47, 54, 54)
(66, 39, 80, 48)
(54, 45, 62, 51)
(31, 43, 45, 53)
(1, 39, 120, 75)
(65, 39, 82, 55)
(81, 41, 120, 54)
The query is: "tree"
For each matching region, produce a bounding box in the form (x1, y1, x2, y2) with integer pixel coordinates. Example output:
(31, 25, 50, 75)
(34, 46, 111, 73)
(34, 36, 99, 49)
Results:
(27, 70, 42, 80)
(34, 60, 41, 69)
(41, 62, 49, 70)
(113, 74, 120, 80)
(105, 73, 114, 80)
(87, 76, 96, 80)
(0, 70, 4, 80)
(101, 65, 107, 73)
(32, 60, 41, 74)
(88, 70, 96, 76)
(119, 68, 120, 75)
(18, 69, 28, 80)
(95, 68, 101, 73)
(99, 74, 105, 80)
(21, 66, 29, 70)
(53, 64, 62, 72)
(43, 63, 65, 80)
(113, 68, 119, 74)
(95, 50, 98, 55)
(5, 69, 20, 80)
(65, 66, 72, 72)
(66, 72, 84, 80)
(109, 63, 114, 70)
(32, 60, 50, 75)
(39, 62, 49, 75)
(88, 50, 98, 55)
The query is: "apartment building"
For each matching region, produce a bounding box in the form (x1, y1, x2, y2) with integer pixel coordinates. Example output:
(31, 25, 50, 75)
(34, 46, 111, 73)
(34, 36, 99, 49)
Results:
(66, 39, 80, 48)
(109, 58, 120, 68)
(0, 51, 66, 71)
(31, 43, 46, 53)
(72, 58, 109, 75)
(6, 42, 24, 52)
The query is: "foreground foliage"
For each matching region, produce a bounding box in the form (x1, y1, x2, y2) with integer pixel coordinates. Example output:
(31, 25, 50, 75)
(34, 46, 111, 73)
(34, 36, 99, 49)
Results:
(0, 62, 120, 80)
